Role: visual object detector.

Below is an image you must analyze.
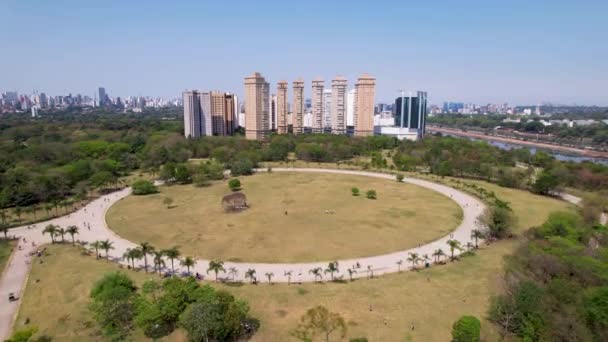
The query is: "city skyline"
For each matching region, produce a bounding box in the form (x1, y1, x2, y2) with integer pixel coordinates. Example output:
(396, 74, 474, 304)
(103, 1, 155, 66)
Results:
(1, 1, 607, 105)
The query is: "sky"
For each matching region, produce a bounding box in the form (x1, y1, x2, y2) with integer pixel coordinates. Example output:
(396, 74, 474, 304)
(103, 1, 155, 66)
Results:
(1, 0, 607, 106)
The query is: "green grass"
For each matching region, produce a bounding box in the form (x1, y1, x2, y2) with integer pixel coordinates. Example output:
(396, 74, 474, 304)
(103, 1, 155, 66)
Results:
(0, 239, 16, 274)
(107, 172, 462, 262)
(14, 178, 574, 341)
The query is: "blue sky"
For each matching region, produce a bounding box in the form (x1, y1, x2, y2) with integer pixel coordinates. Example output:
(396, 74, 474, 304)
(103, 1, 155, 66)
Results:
(1, 0, 607, 105)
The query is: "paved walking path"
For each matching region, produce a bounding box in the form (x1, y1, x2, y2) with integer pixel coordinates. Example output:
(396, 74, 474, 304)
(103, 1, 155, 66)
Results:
(0, 168, 486, 340)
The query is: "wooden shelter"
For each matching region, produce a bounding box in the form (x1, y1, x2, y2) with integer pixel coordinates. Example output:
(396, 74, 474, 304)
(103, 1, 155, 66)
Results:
(222, 192, 248, 212)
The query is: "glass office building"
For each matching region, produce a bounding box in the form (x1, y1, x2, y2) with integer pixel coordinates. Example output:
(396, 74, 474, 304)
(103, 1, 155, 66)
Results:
(394, 91, 428, 138)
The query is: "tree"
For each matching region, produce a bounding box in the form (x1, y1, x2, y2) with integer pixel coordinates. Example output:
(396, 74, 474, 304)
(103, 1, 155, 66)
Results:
(396, 174, 404, 182)
(532, 169, 561, 195)
(407, 252, 420, 270)
(66, 225, 79, 245)
(207, 260, 225, 281)
(163, 197, 174, 209)
(42, 224, 57, 243)
(139, 242, 155, 273)
(100, 239, 114, 260)
(123, 248, 141, 269)
(324, 261, 339, 281)
(366, 190, 377, 200)
(396, 260, 403, 272)
(478, 205, 516, 239)
(433, 248, 446, 263)
(152, 251, 165, 275)
(284, 270, 293, 285)
(55, 227, 66, 243)
(452, 315, 481, 342)
(131, 180, 158, 195)
(290, 305, 347, 342)
(309, 267, 323, 282)
(14, 206, 22, 223)
(245, 268, 256, 284)
(162, 247, 181, 274)
(470, 229, 484, 248)
(230, 158, 254, 176)
(180, 256, 196, 275)
(91, 240, 102, 259)
(229, 267, 238, 281)
(89, 272, 138, 340)
(0, 224, 8, 239)
(228, 178, 241, 191)
(351, 187, 360, 196)
(265, 272, 274, 284)
(447, 239, 462, 261)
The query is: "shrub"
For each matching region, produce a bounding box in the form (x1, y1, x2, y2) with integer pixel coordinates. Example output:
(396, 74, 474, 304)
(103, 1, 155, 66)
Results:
(452, 315, 481, 342)
(351, 187, 360, 196)
(132, 180, 158, 195)
(366, 190, 377, 200)
(7, 327, 38, 342)
(396, 174, 404, 182)
(231, 158, 254, 176)
(229, 179, 241, 191)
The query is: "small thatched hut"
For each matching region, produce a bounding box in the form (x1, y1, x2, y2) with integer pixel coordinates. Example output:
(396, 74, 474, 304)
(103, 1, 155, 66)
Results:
(222, 192, 248, 212)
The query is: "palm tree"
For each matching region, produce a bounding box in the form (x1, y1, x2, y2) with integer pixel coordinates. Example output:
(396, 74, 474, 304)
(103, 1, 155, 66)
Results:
(407, 252, 420, 270)
(206, 260, 225, 281)
(44, 203, 53, 218)
(309, 267, 323, 282)
(432, 248, 446, 263)
(265, 272, 274, 284)
(284, 270, 293, 285)
(99, 239, 114, 261)
(152, 251, 165, 275)
(465, 242, 475, 252)
(55, 227, 67, 243)
(181, 257, 196, 275)
(162, 247, 181, 274)
(14, 207, 22, 223)
(324, 261, 339, 281)
(90, 240, 102, 259)
(123, 248, 136, 268)
(66, 225, 79, 245)
(42, 224, 57, 243)
(396, 260, 403, 272)
(139, 242, 155, 273)
(347, 268, 357, 281)
(446, 239, 462, 261)
(422, 254, 431, 266)
(229, 267, 238, 281)
(245, 268, 256, 284)
(470, 229, 484, 248)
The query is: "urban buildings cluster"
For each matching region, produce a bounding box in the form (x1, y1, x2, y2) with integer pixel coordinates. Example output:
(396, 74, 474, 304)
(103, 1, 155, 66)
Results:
(242, 72, 378, 140)
(0, 88, 182, 116)
(433, 101, 543, 116)
(183, 90, 238, 137)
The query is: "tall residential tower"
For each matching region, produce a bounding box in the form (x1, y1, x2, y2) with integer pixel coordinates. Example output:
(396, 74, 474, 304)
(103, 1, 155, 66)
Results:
(244, 72, 270, 140)
(276, 80, 289, 134)
(331, 76, 347, 134)
(292, 78, 305, 135)
(311, 78, 324, 133)
(354, 74, 376, 136)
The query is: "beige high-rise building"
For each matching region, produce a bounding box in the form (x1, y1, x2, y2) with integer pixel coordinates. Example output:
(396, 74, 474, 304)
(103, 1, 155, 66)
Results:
(224, 93, 236, 135)
(354, 73, 376, 136)
(292, 78, 305, 135)
(331, 76, 347, 134)
(244, 72, 270, 140)
(276, 80, 289, 134)
(311, 78, 324, 133)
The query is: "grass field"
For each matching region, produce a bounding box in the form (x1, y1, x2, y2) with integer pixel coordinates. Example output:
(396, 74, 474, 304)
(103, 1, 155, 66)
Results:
(0, 239, 15, 274)
(107, 172, 462, 262)
(14, 178, 574, 341)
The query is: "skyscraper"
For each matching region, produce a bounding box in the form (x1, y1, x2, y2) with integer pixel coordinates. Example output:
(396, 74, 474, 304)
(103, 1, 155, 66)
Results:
(292, 78, 305, 135)
(354, 74, 376, 136)
(98, 87, 106, 107)
(323, 89, 332, 131)
(210, 91, 237, 136)
(394, 91, 428, 139)
(183, 90, 212, 138)
(331, 76, 347, 134)
(244, 72, 270, 140)
(277, 81, 288, 134)
(311, 78, 324, 133)
(346, 89, 356, 127)
(270, 94, 277, 131)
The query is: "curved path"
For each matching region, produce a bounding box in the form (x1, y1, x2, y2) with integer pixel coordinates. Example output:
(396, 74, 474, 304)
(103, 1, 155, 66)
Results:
(0, 168, 485, 339)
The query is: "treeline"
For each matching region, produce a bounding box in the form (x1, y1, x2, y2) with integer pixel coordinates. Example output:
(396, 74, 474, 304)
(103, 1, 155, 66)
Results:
(488, 211, 608, 340)
(390, 135, 608, 192)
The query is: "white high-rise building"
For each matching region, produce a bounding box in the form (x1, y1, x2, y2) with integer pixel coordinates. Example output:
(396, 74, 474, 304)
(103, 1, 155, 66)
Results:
(346, 89, 356, 127)
(323, 89, 332, 131)
(183, 90, 213, 138)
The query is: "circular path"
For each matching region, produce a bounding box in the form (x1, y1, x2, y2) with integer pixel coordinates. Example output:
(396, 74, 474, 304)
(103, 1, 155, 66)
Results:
(5, 168, 485, 284)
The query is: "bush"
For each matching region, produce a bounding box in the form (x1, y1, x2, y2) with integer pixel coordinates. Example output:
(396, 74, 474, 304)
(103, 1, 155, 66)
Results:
(132, 180, 158, 195)
(229, 179, 241, 191)
(89, 272, 138, 340)
(7, 327, 38, 342)
(396, 174, 404, 182)
(231, 158, 254, 176)
(351, 187, 360, 196)
(366, 190, 377, 200)
(452, 315, 481, 342)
